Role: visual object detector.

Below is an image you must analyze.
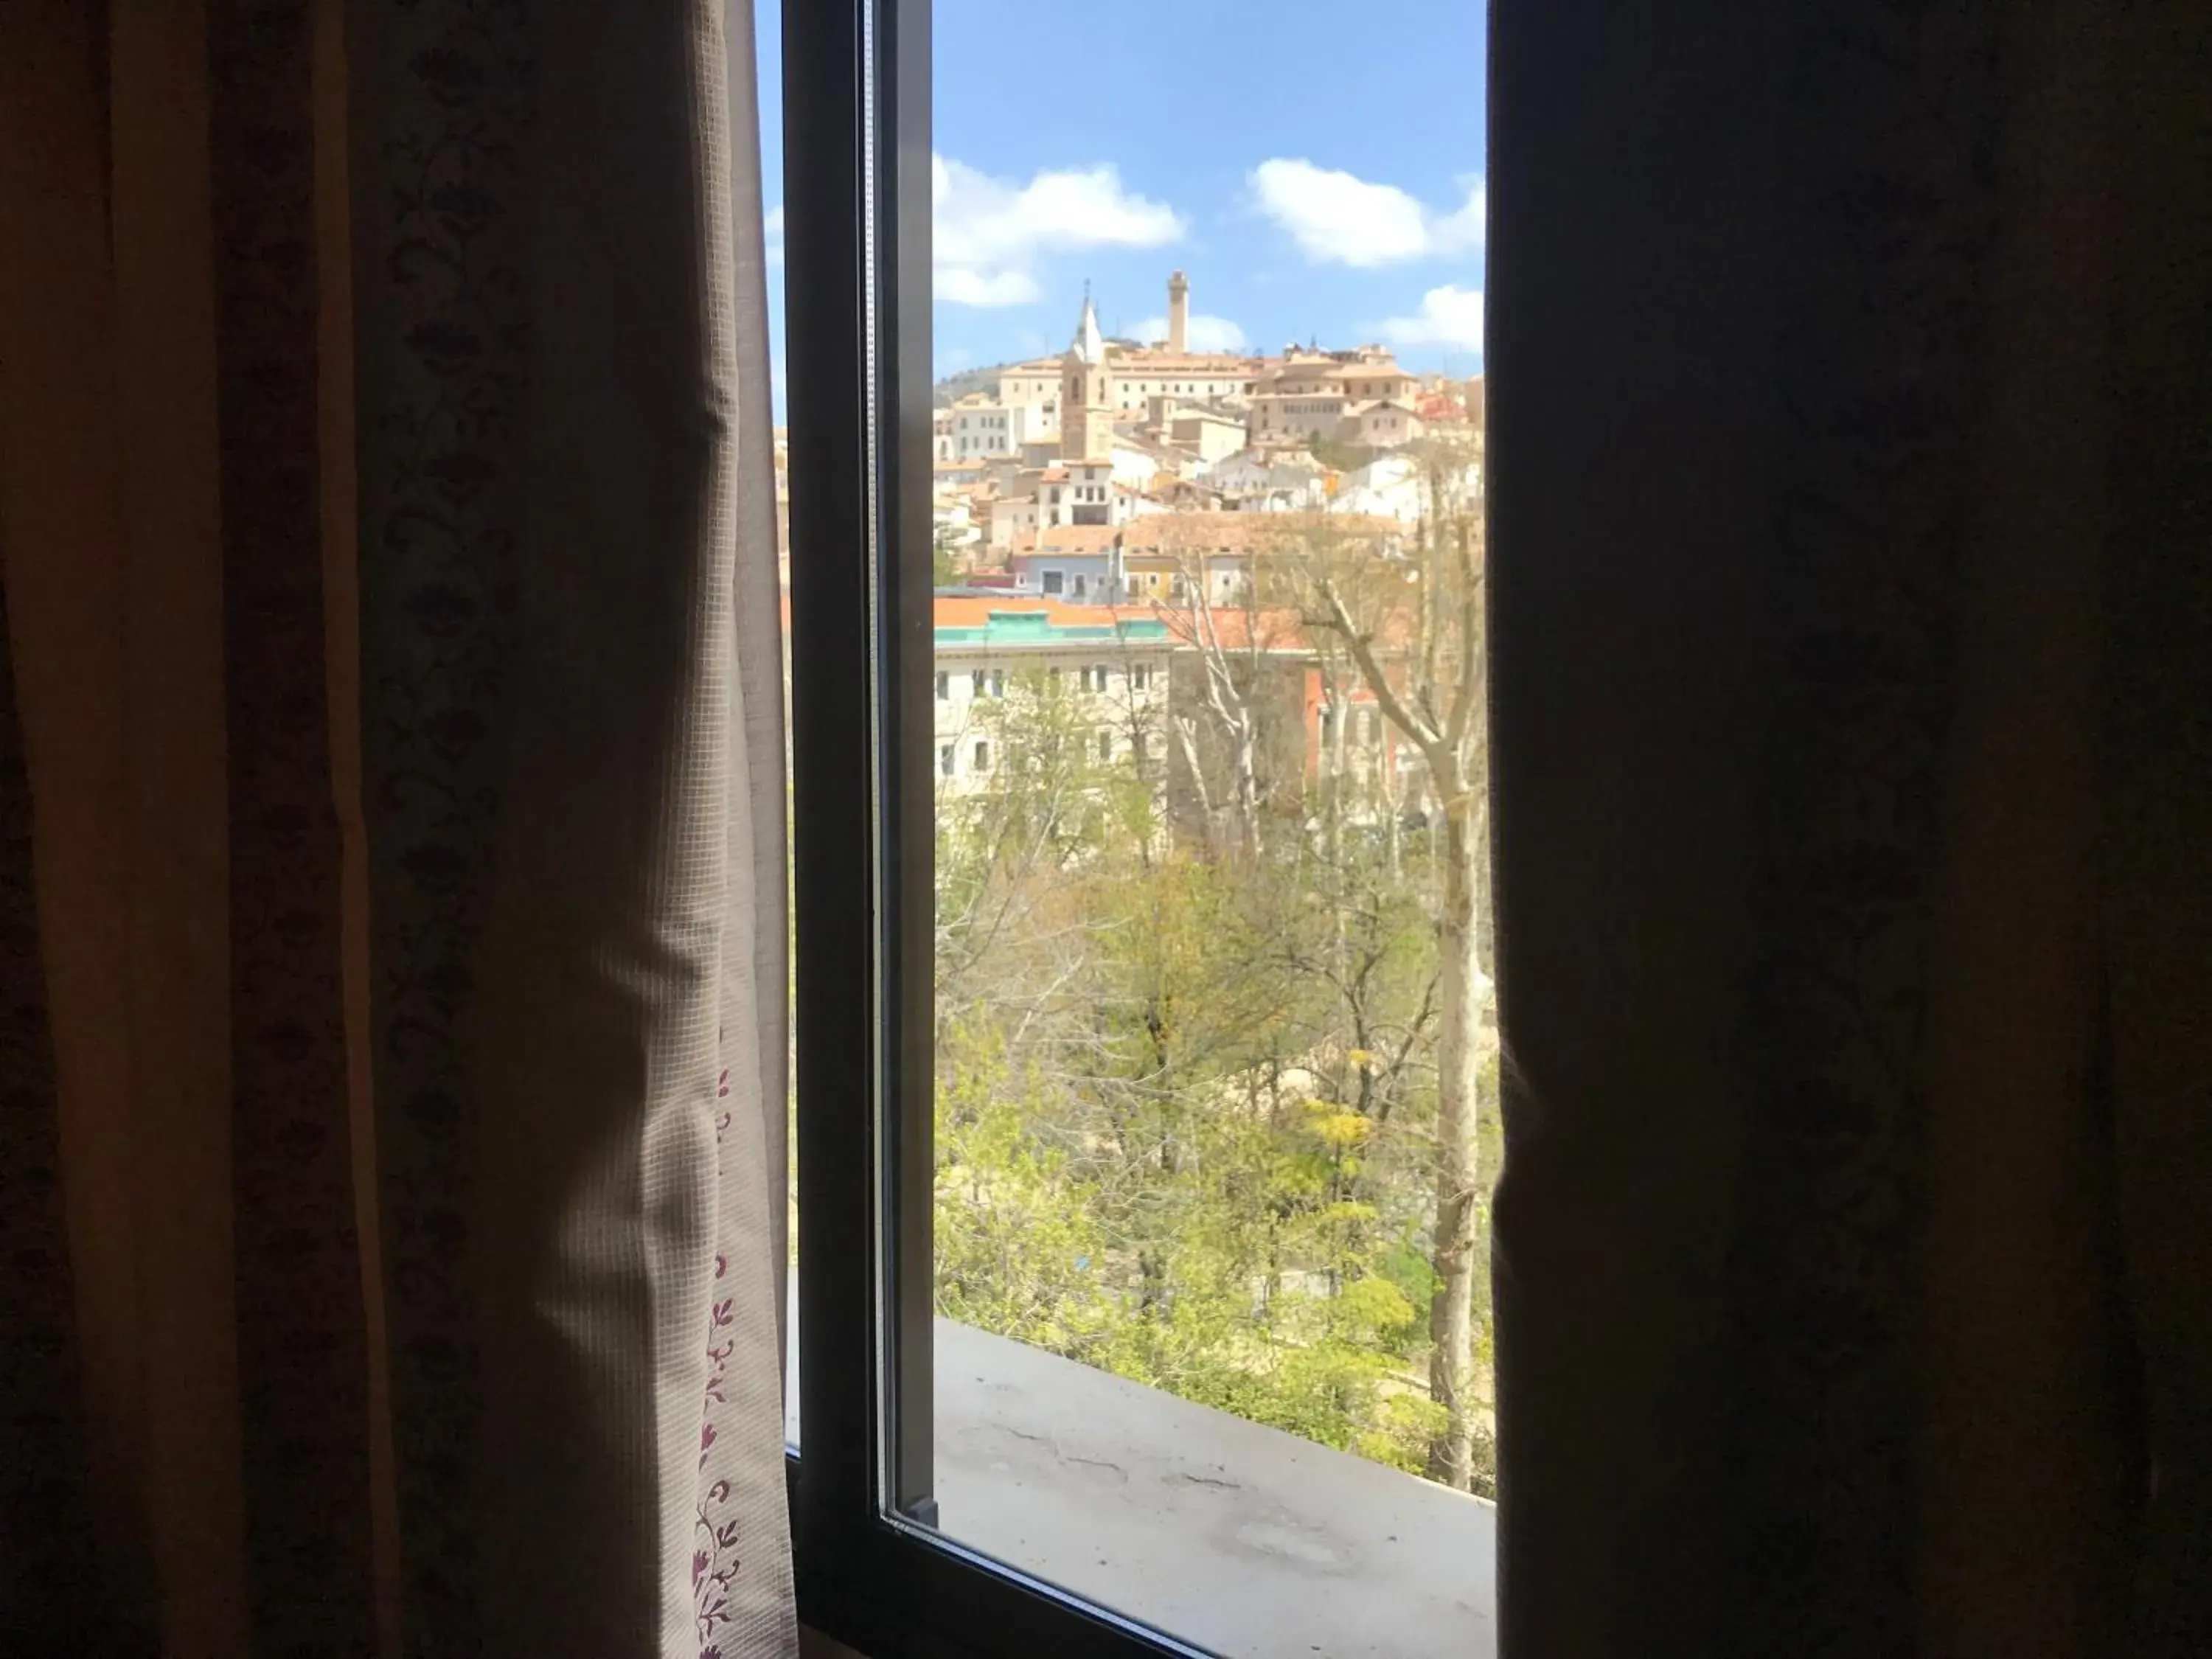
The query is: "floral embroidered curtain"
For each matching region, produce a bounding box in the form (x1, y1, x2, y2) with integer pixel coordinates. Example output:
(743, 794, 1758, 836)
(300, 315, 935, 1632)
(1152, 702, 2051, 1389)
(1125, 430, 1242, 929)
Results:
(0, 4, 794, 1656)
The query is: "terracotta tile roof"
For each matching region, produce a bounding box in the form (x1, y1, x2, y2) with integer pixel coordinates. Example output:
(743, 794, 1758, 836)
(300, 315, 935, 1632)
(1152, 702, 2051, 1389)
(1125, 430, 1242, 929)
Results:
(1107, 352, 1262, 373)
(1119, 511, 1407, 554)
(933, 596, 1141, 629)
(1010, 524, 1120, 554)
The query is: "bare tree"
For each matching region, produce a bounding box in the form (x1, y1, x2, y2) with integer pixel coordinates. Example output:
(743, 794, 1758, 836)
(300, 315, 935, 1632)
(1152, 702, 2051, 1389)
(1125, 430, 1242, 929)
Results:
(1284, 450, 1492, 1489)
(1153, 525, 1275, 860)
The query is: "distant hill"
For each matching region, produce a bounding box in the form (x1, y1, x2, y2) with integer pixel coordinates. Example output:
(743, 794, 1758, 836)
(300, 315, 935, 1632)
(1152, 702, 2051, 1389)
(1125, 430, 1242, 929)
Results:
(933, 362, 1009, 408)
(937, 337, 1162, 408)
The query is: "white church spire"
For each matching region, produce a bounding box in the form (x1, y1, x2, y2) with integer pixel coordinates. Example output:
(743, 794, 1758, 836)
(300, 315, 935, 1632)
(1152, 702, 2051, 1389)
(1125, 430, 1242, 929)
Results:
(1060, 280, 1113, 463)
(1070, 282, 1106, 366)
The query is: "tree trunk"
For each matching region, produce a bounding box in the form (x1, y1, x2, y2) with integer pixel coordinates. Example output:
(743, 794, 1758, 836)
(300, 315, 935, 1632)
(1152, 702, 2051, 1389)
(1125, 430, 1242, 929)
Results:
(1230, 723, 1259, 861)
(1425, 773, 1481, 1488)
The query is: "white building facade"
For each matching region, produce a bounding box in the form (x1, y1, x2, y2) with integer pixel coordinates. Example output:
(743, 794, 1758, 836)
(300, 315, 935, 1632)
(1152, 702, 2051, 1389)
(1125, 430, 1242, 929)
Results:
(932, 605, 1173, 801)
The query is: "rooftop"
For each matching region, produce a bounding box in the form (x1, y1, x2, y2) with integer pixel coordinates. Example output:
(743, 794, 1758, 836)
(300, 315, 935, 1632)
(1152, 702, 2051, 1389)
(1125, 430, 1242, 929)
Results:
(1107, 350, 1264, 372)
(1007, 524, 1121, 554)
(1120, 511, 1408, 553)
(934, 599, 1171, 648)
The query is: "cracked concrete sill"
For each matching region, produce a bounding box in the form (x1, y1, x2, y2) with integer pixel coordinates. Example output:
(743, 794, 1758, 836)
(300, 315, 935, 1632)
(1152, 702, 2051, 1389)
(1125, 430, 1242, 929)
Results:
(926, 1318, 1496, 1659)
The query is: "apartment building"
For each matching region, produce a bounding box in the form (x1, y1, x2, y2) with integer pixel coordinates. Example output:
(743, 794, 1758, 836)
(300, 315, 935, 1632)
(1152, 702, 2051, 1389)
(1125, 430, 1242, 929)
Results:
(932, 600, 1172, 800)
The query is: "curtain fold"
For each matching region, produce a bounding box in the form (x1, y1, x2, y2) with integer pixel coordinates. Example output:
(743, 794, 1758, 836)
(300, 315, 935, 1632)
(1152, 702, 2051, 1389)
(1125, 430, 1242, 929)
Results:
(0, 2, 797, 1655)
(1490, 2, 2211, 1656)
(2103, 9, 2212, 1648)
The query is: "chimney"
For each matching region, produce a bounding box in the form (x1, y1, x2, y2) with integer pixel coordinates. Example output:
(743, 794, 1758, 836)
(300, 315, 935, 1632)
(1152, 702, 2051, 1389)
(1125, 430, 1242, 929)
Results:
(1167, 269, 1189, 355)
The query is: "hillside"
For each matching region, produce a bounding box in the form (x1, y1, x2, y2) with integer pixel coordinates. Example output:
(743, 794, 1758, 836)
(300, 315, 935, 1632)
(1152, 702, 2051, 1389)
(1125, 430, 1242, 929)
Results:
(933, 362, 1007, 408)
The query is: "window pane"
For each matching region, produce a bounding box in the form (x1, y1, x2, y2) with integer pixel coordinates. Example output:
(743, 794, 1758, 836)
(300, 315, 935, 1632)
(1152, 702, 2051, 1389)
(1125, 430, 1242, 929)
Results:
(927, 3, 1493, 1653)
(749, 0, 800, 1454)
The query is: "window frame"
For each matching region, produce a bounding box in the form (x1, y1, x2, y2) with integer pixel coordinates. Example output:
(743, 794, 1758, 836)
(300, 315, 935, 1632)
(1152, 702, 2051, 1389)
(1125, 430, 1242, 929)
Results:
(782, 4, 1211, 1655)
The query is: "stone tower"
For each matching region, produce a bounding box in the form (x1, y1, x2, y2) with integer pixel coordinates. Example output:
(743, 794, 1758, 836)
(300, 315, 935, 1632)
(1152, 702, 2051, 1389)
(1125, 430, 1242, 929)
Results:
(1060, 288, 1113, 462)
(1167, 269, 1189, 355)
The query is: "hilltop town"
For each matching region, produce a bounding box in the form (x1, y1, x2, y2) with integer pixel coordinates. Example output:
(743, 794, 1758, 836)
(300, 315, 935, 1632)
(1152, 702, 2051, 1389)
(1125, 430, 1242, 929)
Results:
(928, 271, 1483, 571)
(766, 274, 1486, 819)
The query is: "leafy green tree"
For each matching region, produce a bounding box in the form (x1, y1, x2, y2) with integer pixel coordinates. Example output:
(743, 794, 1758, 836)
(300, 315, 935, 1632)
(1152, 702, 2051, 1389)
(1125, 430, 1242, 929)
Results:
(929, 563, 1497, 1494)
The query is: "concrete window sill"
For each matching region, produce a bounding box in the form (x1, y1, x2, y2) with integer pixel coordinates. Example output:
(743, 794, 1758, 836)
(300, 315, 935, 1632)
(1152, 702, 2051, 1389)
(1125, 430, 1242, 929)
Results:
(793, 1319, 1497, 1658)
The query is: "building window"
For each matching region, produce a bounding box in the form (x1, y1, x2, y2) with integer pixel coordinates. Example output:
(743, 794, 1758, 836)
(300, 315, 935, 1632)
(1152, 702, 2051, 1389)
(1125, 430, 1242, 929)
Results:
(1041, 570, 1064, 594)
(973, 740, 990, 773)
(935, 671, 948, 699)
(1098, 730, 1113, 761)
(971, 669, 984, 696)
(990, 669, 1004, 698)
(939, 743, 955, 776)
(1073, 576, 1088, 598)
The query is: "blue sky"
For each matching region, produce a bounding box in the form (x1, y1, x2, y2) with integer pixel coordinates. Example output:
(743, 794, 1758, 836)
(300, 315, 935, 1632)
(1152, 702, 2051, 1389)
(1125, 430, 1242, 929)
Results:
(756, 0, 1486, 396)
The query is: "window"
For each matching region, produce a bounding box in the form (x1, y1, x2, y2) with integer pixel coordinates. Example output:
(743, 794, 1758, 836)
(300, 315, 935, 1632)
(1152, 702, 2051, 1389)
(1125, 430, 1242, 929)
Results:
(935, 671, 948, 699)
(785, 4, 1492, 1658)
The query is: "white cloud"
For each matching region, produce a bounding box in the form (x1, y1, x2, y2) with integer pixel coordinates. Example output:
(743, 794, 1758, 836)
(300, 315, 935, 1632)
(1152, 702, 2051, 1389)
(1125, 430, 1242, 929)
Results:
(1431, 179, 1486, 254)
(1251, 159, 1486, 268)
(933, 153, 1185, 307)
(1375, 285, 1486, 353)
(764, 204, 784, 266)
(1130, 313, 1249, 351)
(936, 267, 1040, 307)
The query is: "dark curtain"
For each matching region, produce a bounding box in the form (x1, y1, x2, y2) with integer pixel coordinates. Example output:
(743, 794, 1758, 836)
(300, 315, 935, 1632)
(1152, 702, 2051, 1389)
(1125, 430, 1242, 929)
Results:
(1489, 1, 2210, 1656)
(0, 4, 795, 1656)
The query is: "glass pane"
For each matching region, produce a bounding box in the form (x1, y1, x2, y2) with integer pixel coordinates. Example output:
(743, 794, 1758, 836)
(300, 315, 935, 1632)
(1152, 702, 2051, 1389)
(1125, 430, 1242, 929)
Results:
(748, 0, 800, 1452)
(925, 4, 1493, 1652)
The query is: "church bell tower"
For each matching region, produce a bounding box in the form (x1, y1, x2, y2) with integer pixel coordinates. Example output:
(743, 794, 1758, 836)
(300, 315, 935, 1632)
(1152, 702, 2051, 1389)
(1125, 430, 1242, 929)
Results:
(1060, 285, 1113, 463)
